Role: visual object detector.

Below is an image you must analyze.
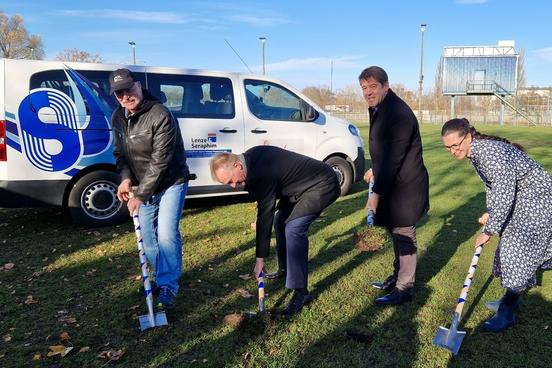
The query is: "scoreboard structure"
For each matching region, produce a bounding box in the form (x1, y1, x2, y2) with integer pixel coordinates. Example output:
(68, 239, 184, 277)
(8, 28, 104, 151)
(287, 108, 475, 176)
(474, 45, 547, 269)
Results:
(441, 40, 528, 125)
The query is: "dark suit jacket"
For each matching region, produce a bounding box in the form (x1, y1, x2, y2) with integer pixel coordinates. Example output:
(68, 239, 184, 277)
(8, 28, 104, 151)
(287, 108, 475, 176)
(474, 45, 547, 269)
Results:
(369, 89, 429, 227)
(243, 146, 340, 257)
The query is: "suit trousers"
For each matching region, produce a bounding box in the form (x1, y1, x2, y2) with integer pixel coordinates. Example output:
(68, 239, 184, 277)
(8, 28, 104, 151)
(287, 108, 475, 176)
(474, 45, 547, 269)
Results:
(388, 225, 417, 291)
(274, 203, 319, 290)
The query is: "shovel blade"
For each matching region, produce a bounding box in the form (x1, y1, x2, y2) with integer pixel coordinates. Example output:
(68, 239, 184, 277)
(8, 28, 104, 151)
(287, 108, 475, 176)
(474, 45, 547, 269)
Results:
(139, 311, 168, 331)
(433, 325, 466, 355)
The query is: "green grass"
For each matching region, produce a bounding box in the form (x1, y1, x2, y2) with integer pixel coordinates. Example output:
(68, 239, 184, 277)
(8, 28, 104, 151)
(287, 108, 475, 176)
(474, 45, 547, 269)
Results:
(1, 124, 552, 367)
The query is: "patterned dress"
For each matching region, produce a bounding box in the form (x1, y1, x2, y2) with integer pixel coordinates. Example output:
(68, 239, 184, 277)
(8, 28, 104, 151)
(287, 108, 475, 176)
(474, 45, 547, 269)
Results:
(470, 139, 552, 290)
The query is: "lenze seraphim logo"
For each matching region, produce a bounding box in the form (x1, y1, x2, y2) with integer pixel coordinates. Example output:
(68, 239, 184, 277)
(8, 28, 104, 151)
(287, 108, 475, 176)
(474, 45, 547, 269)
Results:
(190, 133, 217, 149)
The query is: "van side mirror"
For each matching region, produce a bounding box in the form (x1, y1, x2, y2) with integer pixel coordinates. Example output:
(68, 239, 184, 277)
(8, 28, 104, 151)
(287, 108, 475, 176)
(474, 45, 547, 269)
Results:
(305, 105, 319, 122)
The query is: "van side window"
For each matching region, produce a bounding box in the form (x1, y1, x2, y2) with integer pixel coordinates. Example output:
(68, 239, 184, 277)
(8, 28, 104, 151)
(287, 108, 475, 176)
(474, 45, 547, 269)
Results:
(244, 79, 310, 122)
(146, 73, 235, 119)
(76, 70, 146, 98)
(30, 70, 147, 115)
(30, 70, 76, 101)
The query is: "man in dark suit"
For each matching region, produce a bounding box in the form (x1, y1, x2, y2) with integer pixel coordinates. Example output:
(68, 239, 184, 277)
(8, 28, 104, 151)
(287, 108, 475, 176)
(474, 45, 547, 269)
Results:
(210, 146, 341, 316)
(360, 66, 429, 305)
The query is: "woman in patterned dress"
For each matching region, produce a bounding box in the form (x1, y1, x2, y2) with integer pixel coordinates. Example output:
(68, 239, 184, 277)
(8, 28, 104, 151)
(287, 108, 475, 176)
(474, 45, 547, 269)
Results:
(441, 118, 552, 332)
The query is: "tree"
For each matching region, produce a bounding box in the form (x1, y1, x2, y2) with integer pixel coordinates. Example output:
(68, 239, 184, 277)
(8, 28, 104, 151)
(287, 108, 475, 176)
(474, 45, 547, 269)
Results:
(431, 56, 449, 115)
(0, 10, 44, 59)
(55, 48, 103, 63)
(390, 83, 416, 107)
(302, 85, 335, 108)
(334, 85, 365, 112)
(517, 48, 526, 90)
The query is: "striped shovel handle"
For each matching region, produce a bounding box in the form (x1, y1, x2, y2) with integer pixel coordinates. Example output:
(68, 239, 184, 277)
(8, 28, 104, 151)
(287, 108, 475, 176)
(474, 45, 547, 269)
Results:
(258, 271, 265, 312)
(454, 244, 484, 316)
(367, 180, 375, 226)
(132, 212, 156, 325)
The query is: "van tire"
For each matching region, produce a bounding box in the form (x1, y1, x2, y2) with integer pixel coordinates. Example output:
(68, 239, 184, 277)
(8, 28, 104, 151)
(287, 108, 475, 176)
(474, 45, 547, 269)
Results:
(325, 156, 352, 196)
(68, 170, 127, 226)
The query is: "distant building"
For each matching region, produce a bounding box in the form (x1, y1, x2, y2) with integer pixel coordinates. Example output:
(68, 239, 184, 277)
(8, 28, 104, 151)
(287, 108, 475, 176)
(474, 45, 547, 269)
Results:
(518, 87, 552, 97)
(324, 104, 351, 112)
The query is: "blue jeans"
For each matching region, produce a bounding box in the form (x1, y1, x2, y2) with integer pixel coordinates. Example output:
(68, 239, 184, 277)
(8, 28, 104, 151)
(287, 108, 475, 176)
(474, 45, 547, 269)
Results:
(138, 182, 187, 294)
(274, 203, 319, 289)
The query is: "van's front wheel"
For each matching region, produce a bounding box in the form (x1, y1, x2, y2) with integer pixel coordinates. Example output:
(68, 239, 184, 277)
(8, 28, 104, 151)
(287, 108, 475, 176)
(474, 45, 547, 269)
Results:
(68, 170, 127, 226)
(325, 156, 353, 196)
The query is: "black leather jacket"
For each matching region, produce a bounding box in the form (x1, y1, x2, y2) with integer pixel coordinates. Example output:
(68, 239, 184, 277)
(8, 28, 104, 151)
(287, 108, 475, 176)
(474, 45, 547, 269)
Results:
(112, 90, 190, 202)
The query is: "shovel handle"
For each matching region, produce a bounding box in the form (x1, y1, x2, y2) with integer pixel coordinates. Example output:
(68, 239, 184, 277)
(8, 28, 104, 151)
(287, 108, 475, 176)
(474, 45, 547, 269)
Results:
(132, 212, 156, 324)
(454, 244, 484, 316)
(258, 271, 265, 312)
(367, 180, 375, 226)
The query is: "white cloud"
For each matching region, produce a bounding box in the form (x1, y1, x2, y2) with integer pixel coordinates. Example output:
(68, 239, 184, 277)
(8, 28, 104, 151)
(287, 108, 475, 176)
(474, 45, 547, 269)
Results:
(455, 0, 488, 4)
(226, 15, 290, 26)
(57, 9, 193, 24)
(261, 55, 365, 73)
(533, 47, 552, 62)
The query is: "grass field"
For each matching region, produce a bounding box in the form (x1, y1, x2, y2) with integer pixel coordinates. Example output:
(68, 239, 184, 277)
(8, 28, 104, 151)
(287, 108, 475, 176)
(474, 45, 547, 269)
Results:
(1, 124, 551, 368)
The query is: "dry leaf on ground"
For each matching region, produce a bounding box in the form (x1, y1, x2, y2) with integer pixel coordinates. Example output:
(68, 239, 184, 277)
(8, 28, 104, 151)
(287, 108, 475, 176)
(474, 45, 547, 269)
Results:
(97, 348, 126, 362)
(237, 289, 253, 298)
(79, 346, 90, 353)
(32, 352, 41, 360)
(60, 332, 71, 342)
(47, 345, 73, 357)
(24, 295, 39, 305)
(3, 334, 12, 342)
(4, 263, 15, 270)
(238, 274, 252, 280)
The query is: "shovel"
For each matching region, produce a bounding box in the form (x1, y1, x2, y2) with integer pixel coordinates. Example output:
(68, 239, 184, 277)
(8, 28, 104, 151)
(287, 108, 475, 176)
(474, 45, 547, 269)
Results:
(245, 271, 265, 318)
(132, 212, 168, 331)
(433, 243, 484, 355)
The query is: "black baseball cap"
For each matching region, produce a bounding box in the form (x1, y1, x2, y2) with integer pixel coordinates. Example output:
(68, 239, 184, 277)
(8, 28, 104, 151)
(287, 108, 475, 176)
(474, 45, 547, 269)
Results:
(109, 68, 136, 95)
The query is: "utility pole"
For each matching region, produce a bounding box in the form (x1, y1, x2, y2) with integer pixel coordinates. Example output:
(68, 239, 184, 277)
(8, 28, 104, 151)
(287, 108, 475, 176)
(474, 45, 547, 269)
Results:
(128, 41, 136, 65)
(259, 37, 267, 75)
(418, 24, 427, 124)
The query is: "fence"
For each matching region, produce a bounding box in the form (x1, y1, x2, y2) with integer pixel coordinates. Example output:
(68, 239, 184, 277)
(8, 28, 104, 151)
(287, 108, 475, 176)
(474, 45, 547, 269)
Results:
(328, 104, 552, 127)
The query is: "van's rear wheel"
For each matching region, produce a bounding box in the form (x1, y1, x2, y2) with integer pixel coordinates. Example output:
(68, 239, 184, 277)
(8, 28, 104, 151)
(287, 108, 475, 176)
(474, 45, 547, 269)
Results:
(68, 170, 127, 226)
(325, 156, 353, 196)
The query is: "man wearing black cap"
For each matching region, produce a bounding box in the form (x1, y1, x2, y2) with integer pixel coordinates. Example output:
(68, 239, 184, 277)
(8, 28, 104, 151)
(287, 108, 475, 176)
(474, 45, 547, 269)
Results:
(109, 68, 191, 309)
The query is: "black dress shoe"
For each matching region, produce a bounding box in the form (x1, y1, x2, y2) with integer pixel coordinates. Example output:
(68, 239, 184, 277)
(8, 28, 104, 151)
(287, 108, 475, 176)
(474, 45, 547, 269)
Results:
(266, 269, 287, 280)
(370, 275, 397, 291)
(282, 291, 313, 316)
(375, 288, 412, 306)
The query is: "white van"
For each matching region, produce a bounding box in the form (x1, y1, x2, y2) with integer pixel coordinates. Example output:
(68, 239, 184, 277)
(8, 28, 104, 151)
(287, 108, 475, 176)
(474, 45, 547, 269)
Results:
(0, 59, 365, 226)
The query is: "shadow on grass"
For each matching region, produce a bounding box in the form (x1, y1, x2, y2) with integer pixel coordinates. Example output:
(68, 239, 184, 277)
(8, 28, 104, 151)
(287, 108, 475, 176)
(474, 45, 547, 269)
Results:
(286, 192, 486, 367)
(447, 283, 552, 367)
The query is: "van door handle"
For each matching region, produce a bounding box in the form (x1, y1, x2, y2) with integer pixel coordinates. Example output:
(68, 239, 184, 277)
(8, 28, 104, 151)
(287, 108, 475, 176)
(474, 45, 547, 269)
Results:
(250, 128, 267, 134)
(219, 128, 237, 133)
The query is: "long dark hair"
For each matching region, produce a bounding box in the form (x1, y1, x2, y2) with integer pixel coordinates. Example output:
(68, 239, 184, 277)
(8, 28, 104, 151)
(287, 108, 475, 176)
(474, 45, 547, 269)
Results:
(441, 118, 524, 152)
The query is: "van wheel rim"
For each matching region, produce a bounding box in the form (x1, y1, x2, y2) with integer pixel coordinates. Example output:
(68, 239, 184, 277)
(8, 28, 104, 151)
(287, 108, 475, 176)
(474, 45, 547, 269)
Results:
(331, 165, 344, 185)
(81, 181, 122, 220)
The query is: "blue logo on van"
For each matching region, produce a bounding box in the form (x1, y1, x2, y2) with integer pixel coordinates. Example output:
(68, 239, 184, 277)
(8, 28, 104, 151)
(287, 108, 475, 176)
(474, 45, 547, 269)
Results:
(17, 70, 113, 174)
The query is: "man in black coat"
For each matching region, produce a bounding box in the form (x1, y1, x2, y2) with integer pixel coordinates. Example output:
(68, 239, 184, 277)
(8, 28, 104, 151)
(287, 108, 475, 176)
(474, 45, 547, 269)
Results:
(210, 146, 340, 316)
(360, 66, 429, 305)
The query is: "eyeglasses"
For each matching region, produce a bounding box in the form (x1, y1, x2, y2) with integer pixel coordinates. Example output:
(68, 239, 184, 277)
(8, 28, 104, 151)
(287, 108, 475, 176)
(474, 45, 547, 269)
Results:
(114, 85, 136, 98)
(444, 134, 467, 151)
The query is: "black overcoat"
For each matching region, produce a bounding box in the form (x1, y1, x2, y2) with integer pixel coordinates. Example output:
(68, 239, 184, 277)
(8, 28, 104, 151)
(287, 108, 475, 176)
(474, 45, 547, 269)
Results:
(369, 89, 429, 227)
(243, 146, 340, 257)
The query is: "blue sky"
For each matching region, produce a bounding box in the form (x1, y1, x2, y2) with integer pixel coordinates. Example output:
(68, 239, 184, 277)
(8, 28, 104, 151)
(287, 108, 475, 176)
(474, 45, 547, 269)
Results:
(4, 0, 552, 92)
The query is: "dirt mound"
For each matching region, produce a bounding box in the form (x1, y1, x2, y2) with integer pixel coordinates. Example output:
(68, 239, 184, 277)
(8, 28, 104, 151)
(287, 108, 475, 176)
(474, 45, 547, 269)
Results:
(223, 313, 245, 328)
(354, 226, 390, 252)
